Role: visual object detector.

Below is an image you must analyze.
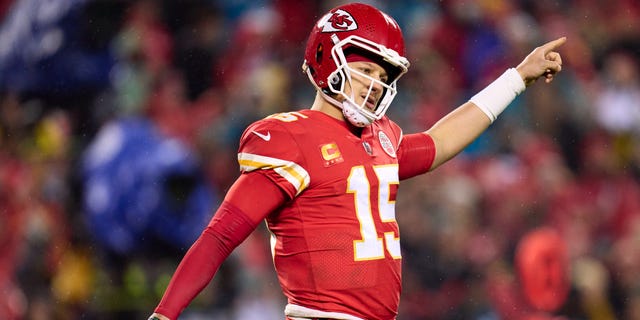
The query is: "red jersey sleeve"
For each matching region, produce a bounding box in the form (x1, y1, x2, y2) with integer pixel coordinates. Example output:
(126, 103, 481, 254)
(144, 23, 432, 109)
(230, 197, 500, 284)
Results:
(238, 118, 310, 199)
(397, 132, 436, 180)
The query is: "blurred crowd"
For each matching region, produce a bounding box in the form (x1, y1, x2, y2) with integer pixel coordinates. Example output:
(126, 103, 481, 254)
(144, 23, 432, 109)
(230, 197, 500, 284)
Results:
(1, 0, 640, 319)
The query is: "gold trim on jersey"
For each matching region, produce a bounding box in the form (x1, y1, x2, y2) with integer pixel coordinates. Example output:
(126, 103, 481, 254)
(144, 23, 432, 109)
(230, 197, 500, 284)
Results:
(238, 152, 310, 195)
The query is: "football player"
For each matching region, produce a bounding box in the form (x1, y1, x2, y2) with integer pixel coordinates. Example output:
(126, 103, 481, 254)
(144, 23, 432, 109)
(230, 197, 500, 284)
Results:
(149, 2, 565, 319)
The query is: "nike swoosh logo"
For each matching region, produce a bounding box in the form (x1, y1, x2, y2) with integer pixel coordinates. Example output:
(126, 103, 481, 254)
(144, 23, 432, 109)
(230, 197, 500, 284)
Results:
(251, 130, 271, 141)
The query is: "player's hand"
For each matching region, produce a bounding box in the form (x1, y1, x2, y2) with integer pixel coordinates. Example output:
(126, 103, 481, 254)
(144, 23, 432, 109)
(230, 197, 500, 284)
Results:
(148, 313, 170, 320)
(516, 37, 566, 86)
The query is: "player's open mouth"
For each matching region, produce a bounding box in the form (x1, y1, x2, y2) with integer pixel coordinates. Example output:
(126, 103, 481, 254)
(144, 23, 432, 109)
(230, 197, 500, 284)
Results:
(364, 96, 376, 110)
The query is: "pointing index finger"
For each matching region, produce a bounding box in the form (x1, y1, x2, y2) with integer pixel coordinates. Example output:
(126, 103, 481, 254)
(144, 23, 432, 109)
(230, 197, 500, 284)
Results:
(542, 37, 567, 53)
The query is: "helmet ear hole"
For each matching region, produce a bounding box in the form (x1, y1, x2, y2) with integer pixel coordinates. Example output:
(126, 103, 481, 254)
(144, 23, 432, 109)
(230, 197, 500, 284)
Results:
(329, 73, 343, 91)
(316, 44, 323, 64)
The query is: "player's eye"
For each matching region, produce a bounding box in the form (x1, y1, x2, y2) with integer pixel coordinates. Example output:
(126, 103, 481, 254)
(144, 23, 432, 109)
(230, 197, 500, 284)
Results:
(358, 67, 372, 75)
(357, 67, 387, 83)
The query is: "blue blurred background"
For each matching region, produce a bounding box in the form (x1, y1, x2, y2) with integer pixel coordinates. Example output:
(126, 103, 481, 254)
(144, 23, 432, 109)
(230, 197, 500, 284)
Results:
(1, 0, 640, 319)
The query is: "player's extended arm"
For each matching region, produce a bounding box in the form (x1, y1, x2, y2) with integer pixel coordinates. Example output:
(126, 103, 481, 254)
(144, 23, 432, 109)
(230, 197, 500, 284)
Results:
(425, 37, 566, 170)
(149, 172, 288, 320)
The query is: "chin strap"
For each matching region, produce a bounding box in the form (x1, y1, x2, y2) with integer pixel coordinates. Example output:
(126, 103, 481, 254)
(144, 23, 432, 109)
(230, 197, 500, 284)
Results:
(318, 88, 373, 127)
(341, 99, 373, 127)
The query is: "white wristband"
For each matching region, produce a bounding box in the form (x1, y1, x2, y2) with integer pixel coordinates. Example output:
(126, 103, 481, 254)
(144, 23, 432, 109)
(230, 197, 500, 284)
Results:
(469, 68, 526, 123)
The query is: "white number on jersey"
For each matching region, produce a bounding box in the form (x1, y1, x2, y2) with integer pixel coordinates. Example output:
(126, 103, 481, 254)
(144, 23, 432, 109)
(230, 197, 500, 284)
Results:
(347, 165, 401, 261)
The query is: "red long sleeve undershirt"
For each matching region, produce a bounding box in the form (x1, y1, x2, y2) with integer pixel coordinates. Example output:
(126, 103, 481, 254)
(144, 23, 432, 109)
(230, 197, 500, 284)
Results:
(154, 172, 288, 319)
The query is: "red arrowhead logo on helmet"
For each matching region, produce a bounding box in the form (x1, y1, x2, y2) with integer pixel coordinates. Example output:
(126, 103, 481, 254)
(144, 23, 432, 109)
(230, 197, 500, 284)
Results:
(319, 9, 358, 32)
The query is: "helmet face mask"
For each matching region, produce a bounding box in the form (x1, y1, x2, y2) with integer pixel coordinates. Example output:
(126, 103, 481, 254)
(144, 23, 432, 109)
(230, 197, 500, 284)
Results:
(302, 3, 410, 127)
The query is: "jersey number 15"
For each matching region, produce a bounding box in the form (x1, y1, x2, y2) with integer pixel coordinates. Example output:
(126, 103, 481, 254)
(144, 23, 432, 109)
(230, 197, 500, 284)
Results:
(348, 165, 401, 261)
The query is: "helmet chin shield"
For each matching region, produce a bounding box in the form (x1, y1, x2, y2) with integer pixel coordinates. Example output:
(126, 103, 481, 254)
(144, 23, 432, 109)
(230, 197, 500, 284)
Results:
(319, 35, 409, 127)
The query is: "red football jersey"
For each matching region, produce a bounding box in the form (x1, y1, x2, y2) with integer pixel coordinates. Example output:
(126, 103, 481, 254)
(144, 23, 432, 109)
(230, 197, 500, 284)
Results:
(238, 109, 435, 319)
